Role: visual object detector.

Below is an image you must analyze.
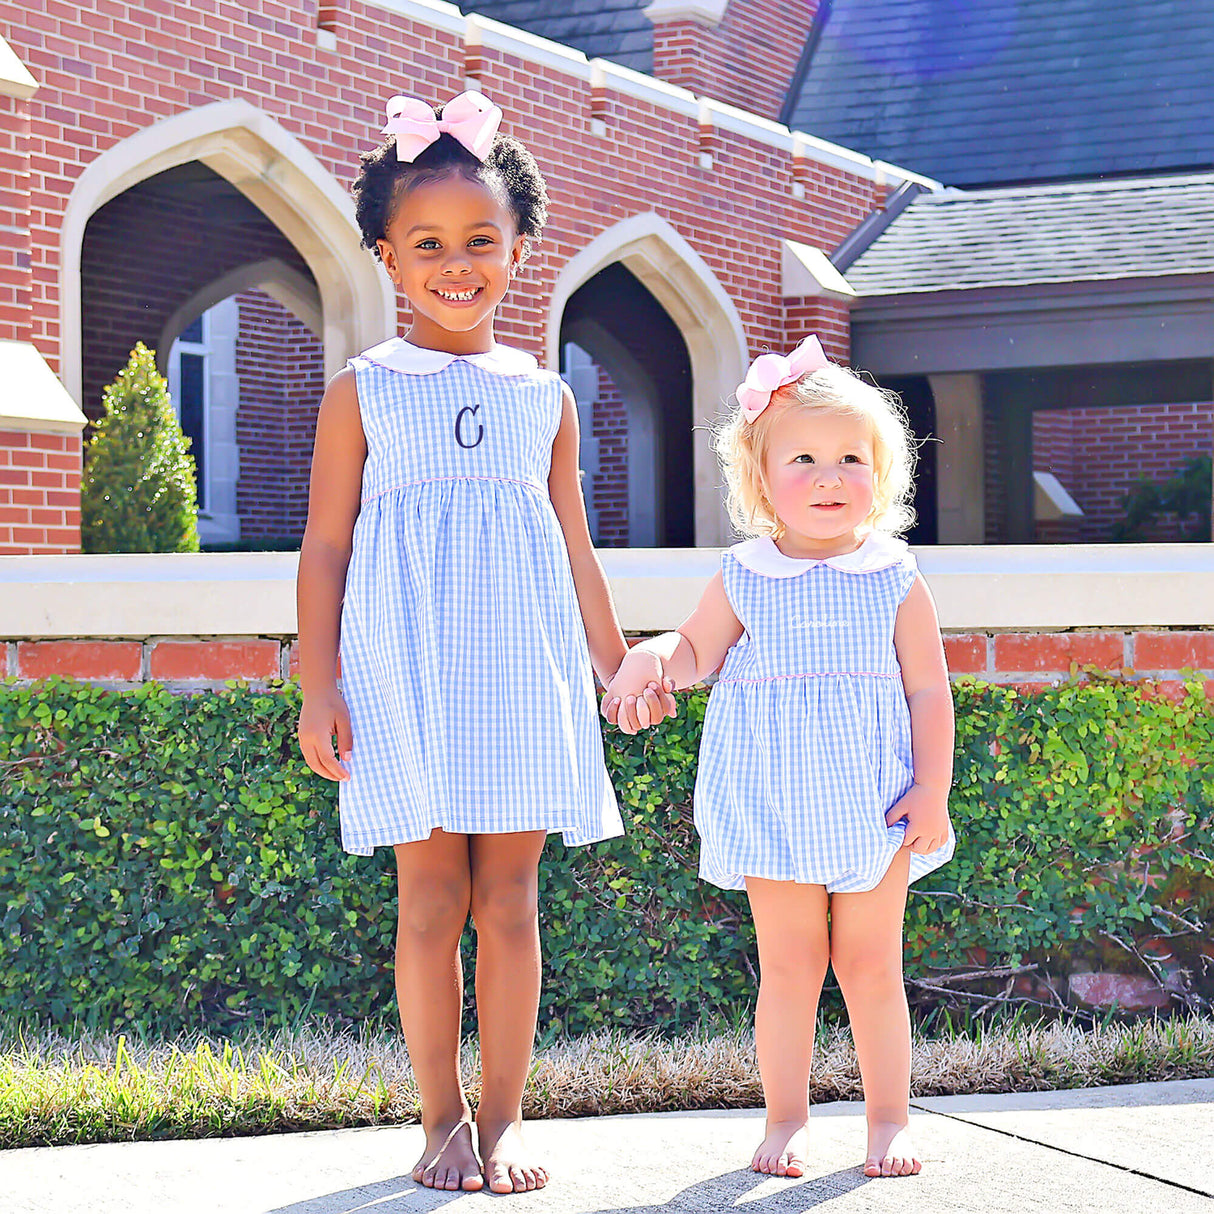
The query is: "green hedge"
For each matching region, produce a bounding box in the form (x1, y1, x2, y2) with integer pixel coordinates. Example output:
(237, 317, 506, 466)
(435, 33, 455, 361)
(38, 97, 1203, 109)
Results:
(1, 677, 1212, 1033)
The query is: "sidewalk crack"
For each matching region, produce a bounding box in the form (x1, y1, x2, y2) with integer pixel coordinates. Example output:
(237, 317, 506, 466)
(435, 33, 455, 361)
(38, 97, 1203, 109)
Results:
(909, 1103, 1212, 1199)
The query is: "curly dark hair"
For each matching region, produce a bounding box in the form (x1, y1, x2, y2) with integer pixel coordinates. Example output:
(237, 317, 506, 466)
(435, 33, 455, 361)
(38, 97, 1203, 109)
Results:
(352, 104, 549, 262)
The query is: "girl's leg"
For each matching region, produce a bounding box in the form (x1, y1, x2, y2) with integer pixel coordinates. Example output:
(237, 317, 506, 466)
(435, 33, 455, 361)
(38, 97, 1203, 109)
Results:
(468, 829, 549, 1194)
(744, 876, 831, 1177)
(829, 848, 920, 1177)
(393, 829, 482, 1192)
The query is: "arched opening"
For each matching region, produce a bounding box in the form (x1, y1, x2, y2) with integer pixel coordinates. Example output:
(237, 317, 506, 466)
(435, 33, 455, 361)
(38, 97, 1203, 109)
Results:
(80, 165, 324, 546)
(548, 214, 749, 546)
(60, 98, 393, 402)
(62, 100, 393, 548)
(561, 265, 694, 546)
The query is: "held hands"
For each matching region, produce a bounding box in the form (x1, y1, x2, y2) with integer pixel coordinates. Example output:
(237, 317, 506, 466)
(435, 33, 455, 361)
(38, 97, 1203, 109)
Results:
(885, 782, 951, 854)
(298, 690, 353, 781)
(601, 649, 677, 735)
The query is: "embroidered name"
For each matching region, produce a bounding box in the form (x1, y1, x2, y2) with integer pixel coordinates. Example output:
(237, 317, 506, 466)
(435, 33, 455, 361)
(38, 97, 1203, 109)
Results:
(454, 404, 484, 449)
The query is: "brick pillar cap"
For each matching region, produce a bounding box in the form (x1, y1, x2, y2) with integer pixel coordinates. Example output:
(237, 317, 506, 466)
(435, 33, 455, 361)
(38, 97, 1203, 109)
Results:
(0, 34, 38, 100)
(644, 0, 728, 27)
(0, 342, 88, 433)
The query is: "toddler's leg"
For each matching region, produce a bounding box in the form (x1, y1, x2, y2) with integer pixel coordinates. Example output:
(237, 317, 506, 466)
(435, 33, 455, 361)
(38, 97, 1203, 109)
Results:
(469, 829, 549, 1194)
(830, 848, 920, 1177)
(744, 877, 831, 1178)
(393, 830, 483, 1191)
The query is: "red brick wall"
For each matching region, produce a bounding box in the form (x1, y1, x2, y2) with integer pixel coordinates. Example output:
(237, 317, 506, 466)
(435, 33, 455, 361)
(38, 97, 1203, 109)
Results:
(1033, 403, 1214, 543)
(942, 630, 1214, 700)
(651, 0, 818, 121)
(785, 295, 851, 362)
(591, 365, 628, 546)
(0, 430, 82, 554)
(10, 625, 1214, 691)
(234, 290, 325, 542)
(10, 0, 878, 384)
(0, 93, 32, 344)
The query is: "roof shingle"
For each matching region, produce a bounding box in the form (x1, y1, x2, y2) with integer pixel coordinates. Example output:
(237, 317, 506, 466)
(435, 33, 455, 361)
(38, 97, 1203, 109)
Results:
(785, 0, 1214, 187)
(844, 174, 1214, 295)
(461, 0, 654, 73)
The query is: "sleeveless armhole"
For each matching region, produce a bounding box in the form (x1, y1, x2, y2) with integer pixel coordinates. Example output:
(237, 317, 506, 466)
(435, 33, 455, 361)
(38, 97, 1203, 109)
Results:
(896, 550, 919, 603)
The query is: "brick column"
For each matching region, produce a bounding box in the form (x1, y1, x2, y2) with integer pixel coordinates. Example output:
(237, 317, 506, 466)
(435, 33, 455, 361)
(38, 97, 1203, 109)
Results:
(0, 36, 37, 346)
(646, 0, 817, 121)
(0, 343, 87, 554)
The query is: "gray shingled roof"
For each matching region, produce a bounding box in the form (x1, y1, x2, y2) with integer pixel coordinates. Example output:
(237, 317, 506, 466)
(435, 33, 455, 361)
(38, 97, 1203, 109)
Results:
(844, 174, 1214, 295)
(462, 0, 653, 73)
(785, 0, 1214, 187)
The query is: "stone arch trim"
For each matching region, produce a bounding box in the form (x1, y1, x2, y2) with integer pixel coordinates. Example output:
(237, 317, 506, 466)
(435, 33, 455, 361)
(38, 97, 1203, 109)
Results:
(548, 212, 748, 545)
(60, 99, 394, 403)
(156, 259, 324, 367)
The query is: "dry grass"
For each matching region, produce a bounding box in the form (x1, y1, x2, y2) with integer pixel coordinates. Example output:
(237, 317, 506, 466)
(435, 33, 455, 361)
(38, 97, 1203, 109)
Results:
(2, 1016, 1211, 1149)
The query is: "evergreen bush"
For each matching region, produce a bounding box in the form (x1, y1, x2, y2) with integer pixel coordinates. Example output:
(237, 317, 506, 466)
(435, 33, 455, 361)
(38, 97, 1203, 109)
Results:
(80, 343, 199, 554)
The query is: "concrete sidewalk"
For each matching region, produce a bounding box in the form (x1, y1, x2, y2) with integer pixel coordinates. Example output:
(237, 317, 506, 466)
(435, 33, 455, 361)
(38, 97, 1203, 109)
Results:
(3, 1079, 1211, 1213)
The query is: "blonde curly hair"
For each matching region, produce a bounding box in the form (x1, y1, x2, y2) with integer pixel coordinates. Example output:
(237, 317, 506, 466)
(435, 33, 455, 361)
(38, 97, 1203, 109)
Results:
(714, 362, 917, 539)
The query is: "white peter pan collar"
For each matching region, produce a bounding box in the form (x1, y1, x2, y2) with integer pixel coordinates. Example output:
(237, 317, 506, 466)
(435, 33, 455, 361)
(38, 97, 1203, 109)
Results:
(357, 337, 539, 377)
(732, 531, 910, 578)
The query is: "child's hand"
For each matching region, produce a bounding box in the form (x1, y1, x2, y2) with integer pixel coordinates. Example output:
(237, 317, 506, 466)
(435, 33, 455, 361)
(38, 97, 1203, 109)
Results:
(298, 690, 353, 781)
(601, 650, 675, 735)
(605, 678, 675, 735)
(885, 783, 951, 854)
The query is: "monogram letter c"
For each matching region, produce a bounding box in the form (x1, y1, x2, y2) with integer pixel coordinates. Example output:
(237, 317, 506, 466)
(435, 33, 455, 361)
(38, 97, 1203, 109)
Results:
(455, 404, 484, 449)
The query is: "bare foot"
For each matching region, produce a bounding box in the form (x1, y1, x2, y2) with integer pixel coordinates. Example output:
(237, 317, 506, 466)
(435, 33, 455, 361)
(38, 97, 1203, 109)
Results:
(411, 1118, 484, 1191)
(864, 1121, 921, 1177)
(751, 1119, 808, 1178)
(478, 1117, 548, 1193)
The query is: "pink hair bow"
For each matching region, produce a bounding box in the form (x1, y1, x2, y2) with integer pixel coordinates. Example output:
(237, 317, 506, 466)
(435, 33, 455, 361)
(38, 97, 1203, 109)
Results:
(382, 90, 502, 163)
(735, 335, 829, 422)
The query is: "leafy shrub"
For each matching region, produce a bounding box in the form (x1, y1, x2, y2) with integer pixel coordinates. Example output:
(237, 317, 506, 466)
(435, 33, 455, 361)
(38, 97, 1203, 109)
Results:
(1113, 455, 1212, 542)
(81, 343, 199, 554)
(1, 678, 1211, 1034)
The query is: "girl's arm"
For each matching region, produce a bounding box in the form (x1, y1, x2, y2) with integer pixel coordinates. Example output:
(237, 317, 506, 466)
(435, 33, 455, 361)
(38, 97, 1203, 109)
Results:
(548, 384, 674, 725)
(604, 570, 744, 734)
(296, 369, 366, 782)
(888, 573, 954, 852)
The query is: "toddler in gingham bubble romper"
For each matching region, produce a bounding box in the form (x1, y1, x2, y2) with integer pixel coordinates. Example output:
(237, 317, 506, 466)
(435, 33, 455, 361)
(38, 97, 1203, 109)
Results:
(295, 91, 675, 1196)
(604, 336, 955, 1181)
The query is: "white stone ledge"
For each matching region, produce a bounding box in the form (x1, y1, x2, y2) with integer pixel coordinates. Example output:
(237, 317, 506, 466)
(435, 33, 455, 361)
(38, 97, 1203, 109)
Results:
(2, 545, 1213, 638)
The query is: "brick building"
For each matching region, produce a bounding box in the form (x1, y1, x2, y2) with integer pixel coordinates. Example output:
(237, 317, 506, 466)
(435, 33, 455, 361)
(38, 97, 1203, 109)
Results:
(787, 0, 1214, 545)
(1, 0, 1212, 554)
(1, 0, 901, 553)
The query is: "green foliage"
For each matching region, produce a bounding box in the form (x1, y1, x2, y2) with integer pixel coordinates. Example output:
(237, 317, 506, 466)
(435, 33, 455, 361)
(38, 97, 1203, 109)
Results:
(1, 678, 1211, 1035)
(1113, 455, 1212, 542)
(81, 343, 200, 554)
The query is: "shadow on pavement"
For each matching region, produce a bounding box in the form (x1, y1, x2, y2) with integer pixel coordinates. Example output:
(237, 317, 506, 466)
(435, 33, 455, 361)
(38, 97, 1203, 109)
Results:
(586, 1166, 871, 1212)
(264, 1167, 871, 1214)
(266, 1174, 464, 1213)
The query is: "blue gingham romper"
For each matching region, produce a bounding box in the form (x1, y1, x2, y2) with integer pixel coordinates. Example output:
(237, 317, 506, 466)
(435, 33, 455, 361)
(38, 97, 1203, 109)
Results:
(336, 337, 623, 855)
(694, 532, 955, 892)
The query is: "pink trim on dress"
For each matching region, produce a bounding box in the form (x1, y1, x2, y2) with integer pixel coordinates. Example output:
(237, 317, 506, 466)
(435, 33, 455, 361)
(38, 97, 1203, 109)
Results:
(361, 474, 545, 505)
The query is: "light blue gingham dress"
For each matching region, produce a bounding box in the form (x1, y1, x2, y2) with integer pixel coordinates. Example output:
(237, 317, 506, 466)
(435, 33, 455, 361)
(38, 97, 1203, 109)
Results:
(336, 338, 622, 855)
(694, 532, 954, 892)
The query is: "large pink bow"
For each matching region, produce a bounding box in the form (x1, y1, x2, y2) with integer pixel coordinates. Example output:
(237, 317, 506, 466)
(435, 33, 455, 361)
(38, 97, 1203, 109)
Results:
(382, 90, 502, 163)
(735, 335, 829, 422)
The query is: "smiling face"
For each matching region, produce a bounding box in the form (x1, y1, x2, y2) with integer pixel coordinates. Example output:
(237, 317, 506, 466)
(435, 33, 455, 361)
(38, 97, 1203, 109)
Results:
(761, 406, 877, 557)
(375, 171, 527, 353)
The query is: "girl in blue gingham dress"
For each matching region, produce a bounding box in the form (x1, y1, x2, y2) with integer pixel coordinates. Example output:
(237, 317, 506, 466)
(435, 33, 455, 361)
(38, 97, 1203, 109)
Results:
(603, 337, 954, 1183)
(296, 93, 670, 1197)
